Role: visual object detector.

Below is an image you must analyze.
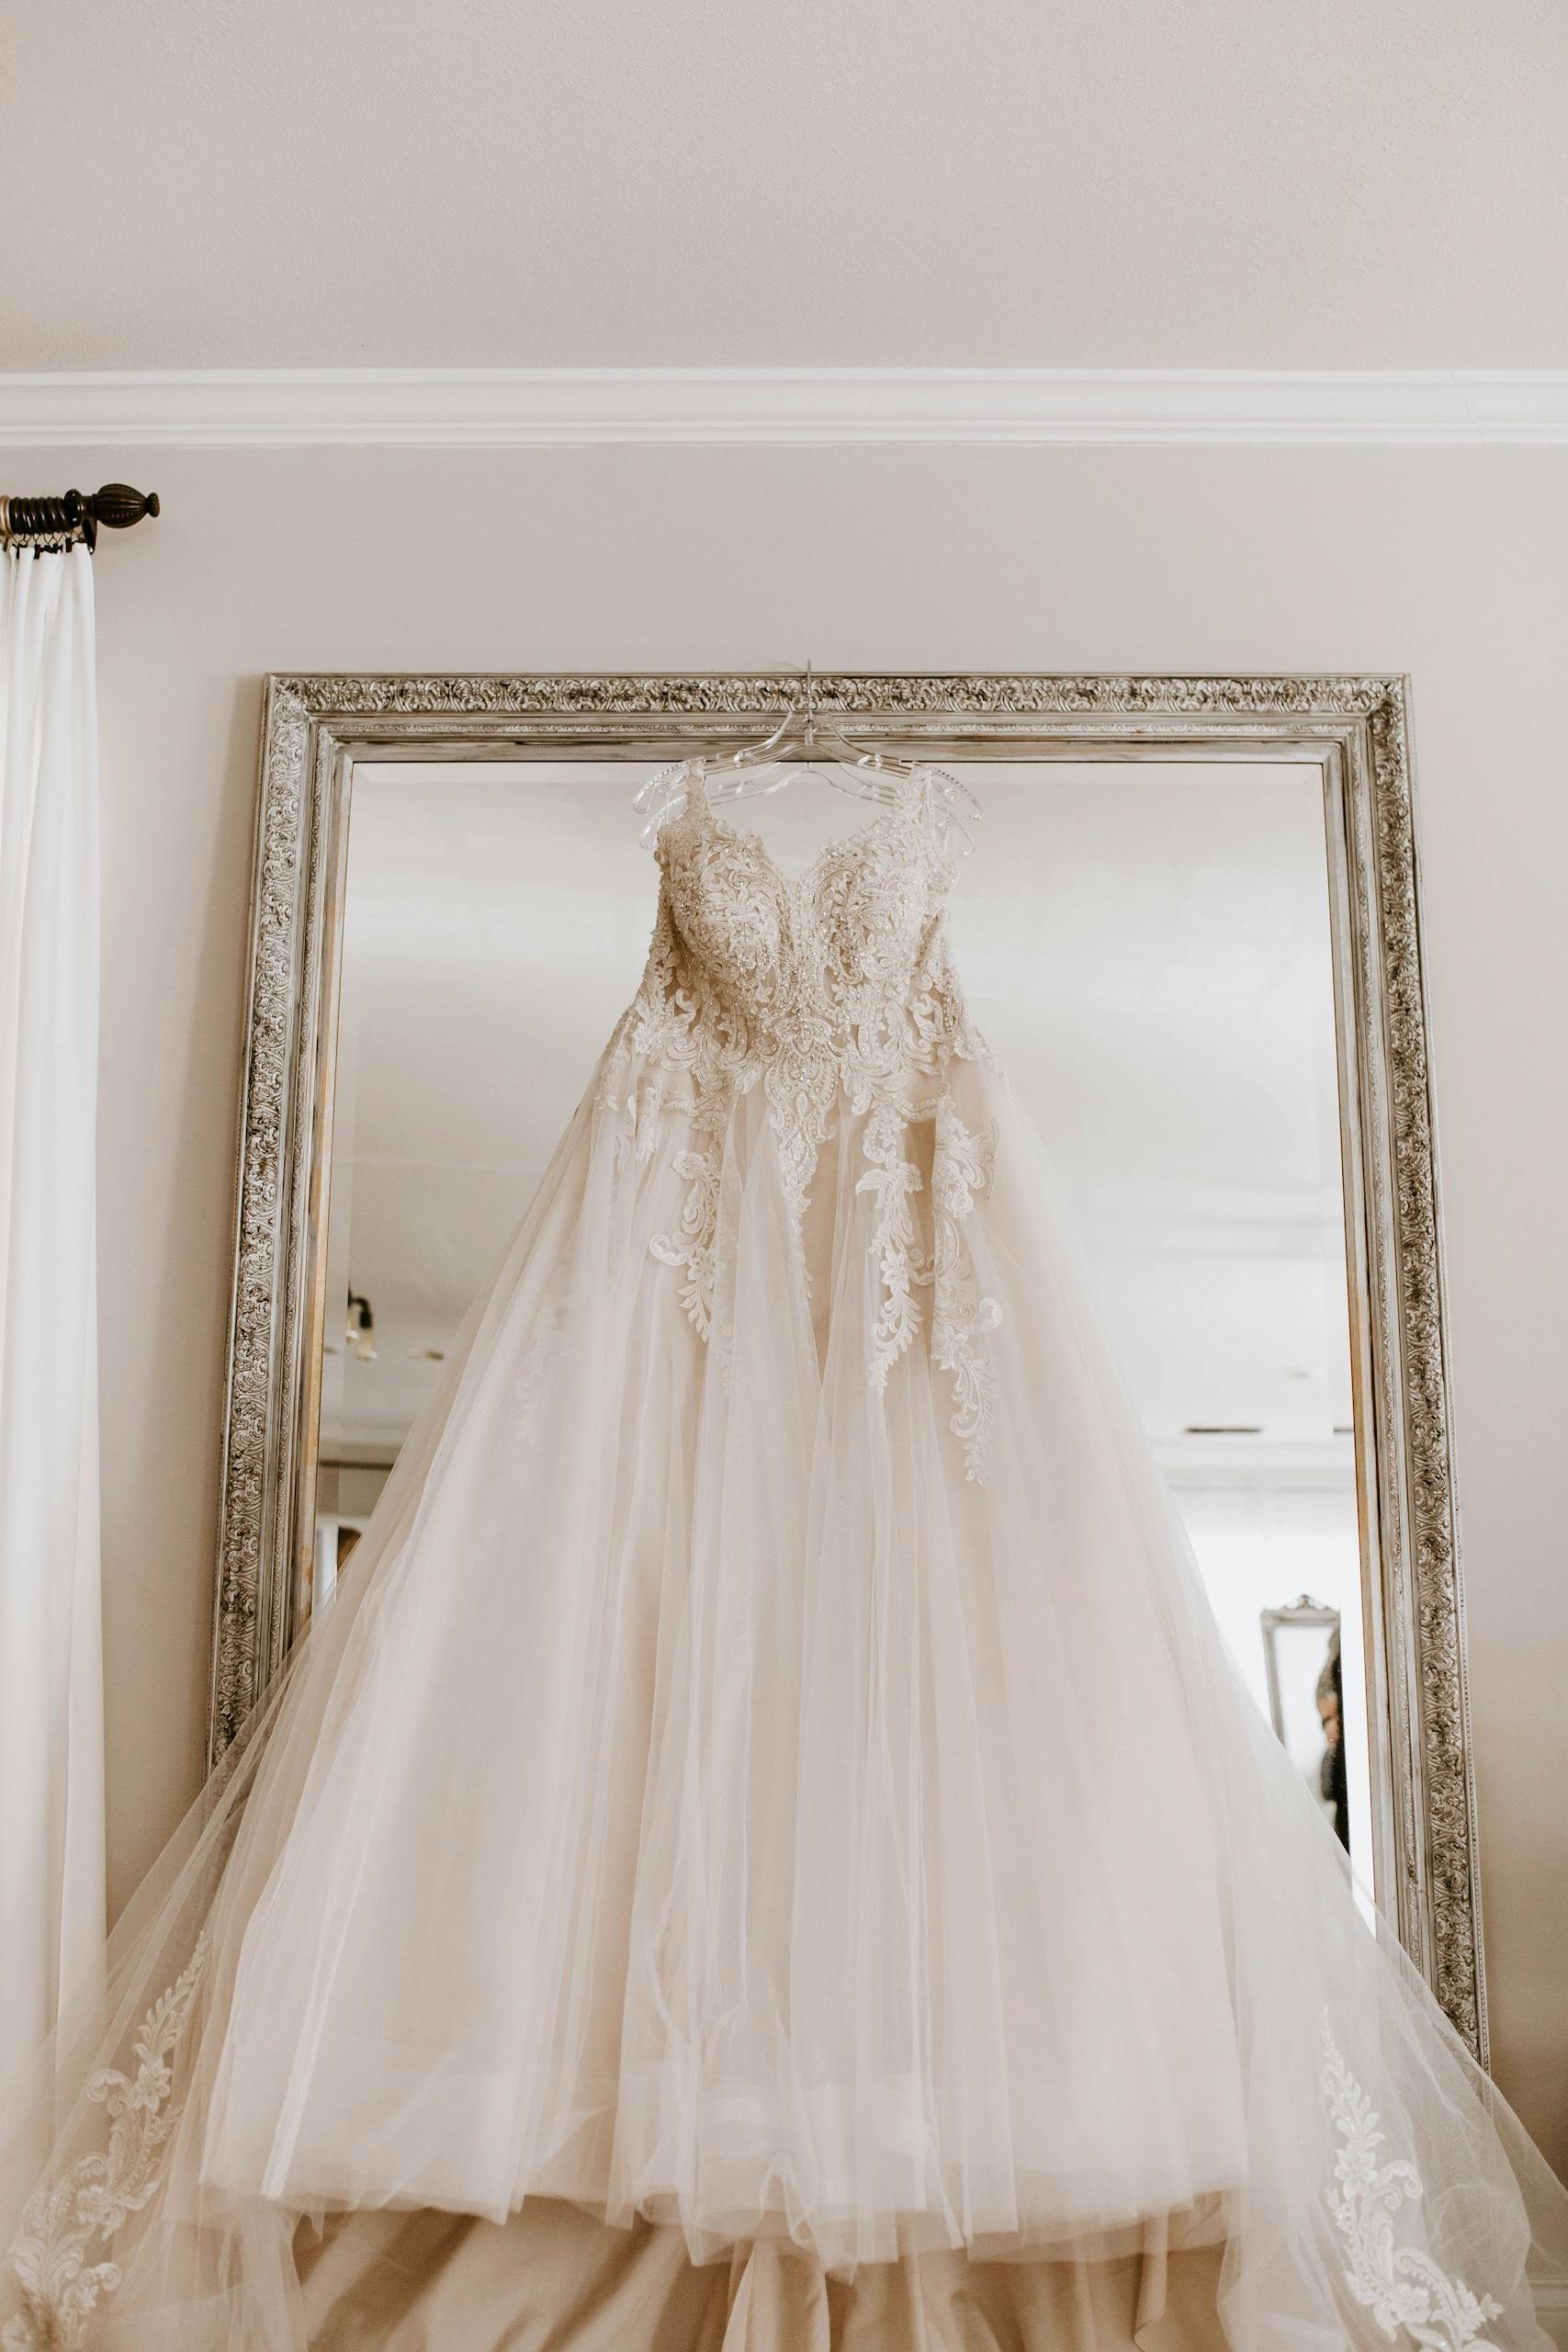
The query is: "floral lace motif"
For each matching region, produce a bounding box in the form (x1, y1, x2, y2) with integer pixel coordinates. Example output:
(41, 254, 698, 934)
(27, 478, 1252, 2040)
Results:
(928, 1102, 1004, 1482)
(1322, 2016, 1504, 2350)
(649, 1128, 726, 1340)
(600, 764, 1002, 1476)
(859, 1097, 1001, 1482)
(5, 1932, 209, 2352)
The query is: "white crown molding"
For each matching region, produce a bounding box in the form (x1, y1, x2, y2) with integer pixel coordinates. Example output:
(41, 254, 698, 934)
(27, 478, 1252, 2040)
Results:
(1, 368, 1567, 449)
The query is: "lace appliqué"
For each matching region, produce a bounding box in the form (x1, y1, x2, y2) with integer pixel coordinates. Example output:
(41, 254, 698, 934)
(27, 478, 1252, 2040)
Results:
(928, 1103, 1003, 1482)
(650, 1133, 724, 1340)
(1322, 2017, 1504, 2350)
(859, 1104, 927, 1375)
(859, 1098, 1002, 1483)
(5, 1932, 209, 2352)
(602, 767, 996, 1476)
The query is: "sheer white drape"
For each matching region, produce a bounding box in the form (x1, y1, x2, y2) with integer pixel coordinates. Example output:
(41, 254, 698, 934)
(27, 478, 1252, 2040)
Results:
(0, 545, 104, 2096)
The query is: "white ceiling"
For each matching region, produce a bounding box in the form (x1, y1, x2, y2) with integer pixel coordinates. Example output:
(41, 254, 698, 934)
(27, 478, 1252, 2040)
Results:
(7, 0, 1566, 371)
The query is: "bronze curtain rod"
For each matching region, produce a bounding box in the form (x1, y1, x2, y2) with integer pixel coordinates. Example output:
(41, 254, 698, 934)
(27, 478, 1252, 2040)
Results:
(0, 482, 160, 550)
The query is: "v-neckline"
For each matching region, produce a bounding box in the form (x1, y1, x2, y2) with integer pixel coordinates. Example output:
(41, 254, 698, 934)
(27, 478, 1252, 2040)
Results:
(686, 759, 925, 893)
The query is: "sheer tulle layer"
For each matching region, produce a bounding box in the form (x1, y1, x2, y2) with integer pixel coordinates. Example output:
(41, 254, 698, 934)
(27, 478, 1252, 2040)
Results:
(196, 1054, 1251, 2258)
(3, 1040, 1567, 2347)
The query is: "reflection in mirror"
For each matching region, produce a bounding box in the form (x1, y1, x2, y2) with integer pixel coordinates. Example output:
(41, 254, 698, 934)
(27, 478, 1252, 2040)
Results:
(314, 757, 1371, 1888)
(1261, 1596, 1347, 1848)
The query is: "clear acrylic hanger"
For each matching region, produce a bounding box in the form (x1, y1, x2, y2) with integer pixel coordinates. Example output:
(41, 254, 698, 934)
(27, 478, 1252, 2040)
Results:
(633, 666, 983, 854)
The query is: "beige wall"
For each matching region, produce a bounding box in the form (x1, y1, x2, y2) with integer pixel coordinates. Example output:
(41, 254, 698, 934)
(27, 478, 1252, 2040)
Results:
(20, 438, 1566, 2157)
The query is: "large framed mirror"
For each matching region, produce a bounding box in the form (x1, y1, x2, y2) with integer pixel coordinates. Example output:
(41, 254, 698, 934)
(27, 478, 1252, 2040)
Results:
(213, 672, 1483, 2059)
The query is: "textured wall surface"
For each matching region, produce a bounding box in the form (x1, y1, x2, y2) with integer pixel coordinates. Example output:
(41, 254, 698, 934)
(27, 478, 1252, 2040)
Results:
(5, 0, 1567, 368)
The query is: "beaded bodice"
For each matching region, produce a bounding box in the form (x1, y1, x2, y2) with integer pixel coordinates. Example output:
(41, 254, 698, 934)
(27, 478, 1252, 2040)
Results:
(652, 762, 974, 1068)
(600, 760, 1000, 1478)
(608, 761, 984, 1158)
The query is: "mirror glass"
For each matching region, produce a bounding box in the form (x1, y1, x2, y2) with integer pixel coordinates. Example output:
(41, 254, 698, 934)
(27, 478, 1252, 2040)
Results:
(315, 758, 1369, 1883)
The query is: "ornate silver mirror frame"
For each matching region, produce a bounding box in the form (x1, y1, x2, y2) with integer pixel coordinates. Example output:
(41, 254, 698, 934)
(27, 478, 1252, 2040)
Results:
(211, 670, 1483, 2062)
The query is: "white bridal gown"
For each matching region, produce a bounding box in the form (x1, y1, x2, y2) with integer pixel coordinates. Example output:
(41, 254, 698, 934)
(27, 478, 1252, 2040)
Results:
(3, 760, 1566, 2351)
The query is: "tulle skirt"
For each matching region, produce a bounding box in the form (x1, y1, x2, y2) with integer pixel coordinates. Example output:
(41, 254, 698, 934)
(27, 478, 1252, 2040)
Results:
(2, 1041, 1565, 2349)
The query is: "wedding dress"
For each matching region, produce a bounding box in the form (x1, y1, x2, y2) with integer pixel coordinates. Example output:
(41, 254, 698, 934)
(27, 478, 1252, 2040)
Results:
(3, 759, 1566, 2351)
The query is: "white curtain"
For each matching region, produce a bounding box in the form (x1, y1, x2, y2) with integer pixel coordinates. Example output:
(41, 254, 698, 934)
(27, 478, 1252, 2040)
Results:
(0, 544, 104, 2097)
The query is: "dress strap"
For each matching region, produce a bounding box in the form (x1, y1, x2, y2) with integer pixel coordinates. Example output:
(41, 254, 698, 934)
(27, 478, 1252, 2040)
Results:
(682, 756, 713, 815)
(635, 755, 707, 854)
(908, 763, 982, 861)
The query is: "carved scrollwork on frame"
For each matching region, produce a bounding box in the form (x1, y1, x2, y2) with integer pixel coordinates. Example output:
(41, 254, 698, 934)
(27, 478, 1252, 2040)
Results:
(1364, 691, 1482, 2057)
(211, 670, 1483, 2062)
(210, 683, 309, 1752)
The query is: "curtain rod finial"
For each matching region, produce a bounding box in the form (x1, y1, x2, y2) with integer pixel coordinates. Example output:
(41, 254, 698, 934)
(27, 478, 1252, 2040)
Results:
(91, 483, 159, 531)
